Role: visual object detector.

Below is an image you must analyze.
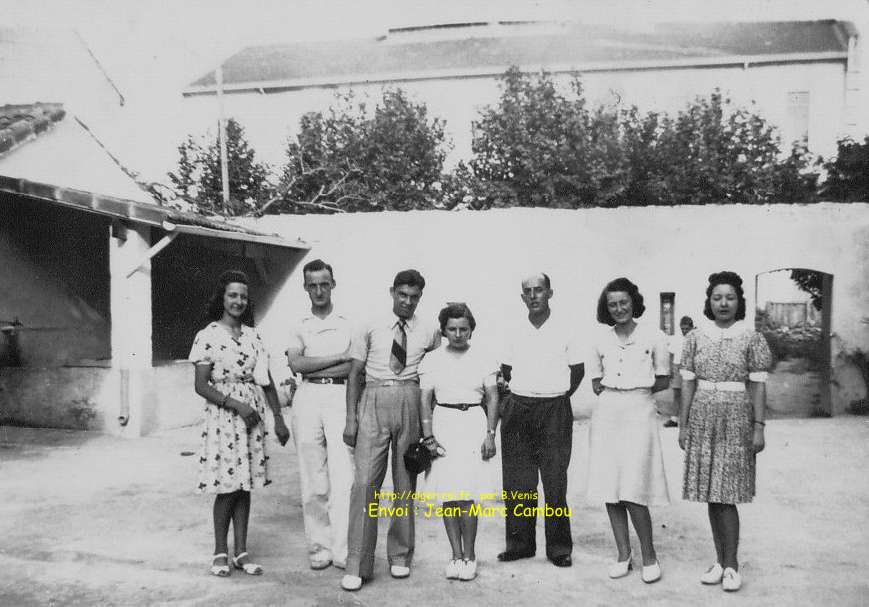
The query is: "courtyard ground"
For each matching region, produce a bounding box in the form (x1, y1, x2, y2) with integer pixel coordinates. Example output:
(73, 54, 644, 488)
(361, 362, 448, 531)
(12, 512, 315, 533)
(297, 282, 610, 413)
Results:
(1, 414, 867, 607)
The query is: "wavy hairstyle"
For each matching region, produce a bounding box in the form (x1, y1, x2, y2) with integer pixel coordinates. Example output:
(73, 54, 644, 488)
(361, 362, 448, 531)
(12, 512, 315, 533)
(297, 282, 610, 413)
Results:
(703, 271, 746, 320)
(206, 270, 255, 326)
(596, 277, 646, 325)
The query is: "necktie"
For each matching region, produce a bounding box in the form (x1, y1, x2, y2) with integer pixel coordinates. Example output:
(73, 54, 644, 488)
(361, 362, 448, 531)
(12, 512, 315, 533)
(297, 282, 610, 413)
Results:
(390, 320, 407, 375)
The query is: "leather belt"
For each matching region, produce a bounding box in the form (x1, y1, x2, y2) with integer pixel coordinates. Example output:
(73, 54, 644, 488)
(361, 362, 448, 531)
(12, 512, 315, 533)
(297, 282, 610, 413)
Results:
(366, 378, 419, 386)
(304, 377, 346, 385)
(437, 402, 479, 411)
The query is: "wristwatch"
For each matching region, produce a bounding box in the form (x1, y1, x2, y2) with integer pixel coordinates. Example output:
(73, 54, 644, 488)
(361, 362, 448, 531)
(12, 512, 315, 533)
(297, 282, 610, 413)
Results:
(486, 429, 496, 436)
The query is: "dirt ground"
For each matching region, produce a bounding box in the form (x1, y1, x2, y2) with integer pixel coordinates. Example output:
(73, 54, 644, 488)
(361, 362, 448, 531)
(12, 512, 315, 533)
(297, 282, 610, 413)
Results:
(1, 415, 868, 607)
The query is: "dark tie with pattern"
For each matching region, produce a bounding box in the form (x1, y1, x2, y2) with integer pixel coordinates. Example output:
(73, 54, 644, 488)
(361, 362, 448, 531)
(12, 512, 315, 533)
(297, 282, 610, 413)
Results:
(390, 319, 407, 375)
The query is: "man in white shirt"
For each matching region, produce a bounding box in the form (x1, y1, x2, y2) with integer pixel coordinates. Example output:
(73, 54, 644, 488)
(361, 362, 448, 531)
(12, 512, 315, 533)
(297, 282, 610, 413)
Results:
(340, 269, 441, 591)
(498, 273, 585, 568)
(285, 259, 355, 571)
(663, 315, 694, 428)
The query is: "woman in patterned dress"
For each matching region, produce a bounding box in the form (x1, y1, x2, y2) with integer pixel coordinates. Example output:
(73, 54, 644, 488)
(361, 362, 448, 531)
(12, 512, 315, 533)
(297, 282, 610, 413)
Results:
(189, 270, 290, 577)
(586, 278, 670, 584)
(678, 271, 772, 592)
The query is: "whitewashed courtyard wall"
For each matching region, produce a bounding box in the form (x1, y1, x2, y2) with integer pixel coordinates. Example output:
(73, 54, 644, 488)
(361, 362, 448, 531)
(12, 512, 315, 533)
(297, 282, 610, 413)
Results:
(246, 203, 869, 416)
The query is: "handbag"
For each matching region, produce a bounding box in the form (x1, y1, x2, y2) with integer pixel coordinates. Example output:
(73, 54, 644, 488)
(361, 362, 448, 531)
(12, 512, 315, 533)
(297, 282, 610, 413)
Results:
(403, 439, 433, 475)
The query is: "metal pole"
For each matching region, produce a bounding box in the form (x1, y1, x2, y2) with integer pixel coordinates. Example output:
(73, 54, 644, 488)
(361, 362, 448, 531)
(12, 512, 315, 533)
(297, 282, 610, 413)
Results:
(216, 65, 230, 211)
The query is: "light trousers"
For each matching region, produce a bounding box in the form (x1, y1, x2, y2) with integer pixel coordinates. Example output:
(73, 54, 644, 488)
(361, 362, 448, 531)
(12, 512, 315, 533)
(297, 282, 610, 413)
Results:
(289, 381, 355, 566)
(346, 383, 420, 578)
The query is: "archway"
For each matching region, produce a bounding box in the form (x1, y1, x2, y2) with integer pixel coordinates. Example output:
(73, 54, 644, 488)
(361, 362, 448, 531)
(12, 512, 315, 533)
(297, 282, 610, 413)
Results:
(755, 269, 833, 417)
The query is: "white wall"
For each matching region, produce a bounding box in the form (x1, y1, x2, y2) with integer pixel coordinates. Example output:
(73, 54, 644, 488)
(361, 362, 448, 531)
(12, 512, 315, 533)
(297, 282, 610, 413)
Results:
(243, 203, 869, 415)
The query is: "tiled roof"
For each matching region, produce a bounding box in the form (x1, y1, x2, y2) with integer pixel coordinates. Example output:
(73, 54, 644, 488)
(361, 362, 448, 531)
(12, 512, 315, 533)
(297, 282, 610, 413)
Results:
(185, 20, 854, 93)
(0, 103, 65, 154)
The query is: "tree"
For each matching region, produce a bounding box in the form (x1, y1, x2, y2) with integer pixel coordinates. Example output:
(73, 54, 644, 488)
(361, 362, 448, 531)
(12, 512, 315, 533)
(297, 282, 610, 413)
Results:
(790, 269, 824, 311)
(468, 67, 628, 209)
(169, 118, 272, 216)
(463, 68, 816, 209)
(274, 89, 449, 213)
(655, 91, 816, 205)
(821, 136, 869, 202)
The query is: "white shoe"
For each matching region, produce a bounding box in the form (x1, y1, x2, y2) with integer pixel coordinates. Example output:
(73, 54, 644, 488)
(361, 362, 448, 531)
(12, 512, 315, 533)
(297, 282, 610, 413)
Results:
(390, 564, 411, 578)
(459, 559, 477, 581)
(700, 562, 724, 585)
(445, 559, 462, 579)
(722, 567, 742, 592)
(608, 555, 632, 579)
(641, 560, 662, 584)
(340, 575, 362, 591)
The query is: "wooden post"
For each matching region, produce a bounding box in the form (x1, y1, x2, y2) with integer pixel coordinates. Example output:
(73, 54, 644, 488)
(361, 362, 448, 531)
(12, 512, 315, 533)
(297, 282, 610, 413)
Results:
(216, 65, 230, 211)
(819, 272, 834, 416)
(109, 222, 153, 436)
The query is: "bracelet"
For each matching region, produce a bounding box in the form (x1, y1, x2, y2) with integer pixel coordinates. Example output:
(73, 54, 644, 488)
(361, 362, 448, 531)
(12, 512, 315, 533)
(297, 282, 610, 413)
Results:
(486, 429, 496, 436)
(754, 420, 765, 426)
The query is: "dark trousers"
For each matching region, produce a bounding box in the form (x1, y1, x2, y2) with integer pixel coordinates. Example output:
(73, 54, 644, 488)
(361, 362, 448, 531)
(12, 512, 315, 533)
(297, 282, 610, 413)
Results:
(500, 393, 573, 559)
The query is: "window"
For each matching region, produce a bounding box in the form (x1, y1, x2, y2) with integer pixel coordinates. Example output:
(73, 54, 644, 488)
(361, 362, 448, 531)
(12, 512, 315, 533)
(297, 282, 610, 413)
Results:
(786, 91, 810, 146)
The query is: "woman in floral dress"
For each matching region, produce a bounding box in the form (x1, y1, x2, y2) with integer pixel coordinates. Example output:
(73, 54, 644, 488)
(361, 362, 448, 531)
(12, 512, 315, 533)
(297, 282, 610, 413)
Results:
(190, 270, 290, 577)
(678, 271, 772, 592)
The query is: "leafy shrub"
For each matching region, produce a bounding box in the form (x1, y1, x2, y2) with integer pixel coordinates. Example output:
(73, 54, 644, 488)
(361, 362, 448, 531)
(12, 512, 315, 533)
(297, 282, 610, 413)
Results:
(168, 118, 272, 216)
(275, 89, 449, 213)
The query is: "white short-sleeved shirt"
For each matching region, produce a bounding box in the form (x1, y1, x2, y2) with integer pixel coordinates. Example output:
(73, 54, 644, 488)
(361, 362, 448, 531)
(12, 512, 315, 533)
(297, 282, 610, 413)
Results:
(668, 332, 684, 366)
(350, 313, 441, 381)
(286, 310, 354, 359)
(587, 321, 670, 390)
(501, 311, 584, 398)
(418, 345, 499, 404)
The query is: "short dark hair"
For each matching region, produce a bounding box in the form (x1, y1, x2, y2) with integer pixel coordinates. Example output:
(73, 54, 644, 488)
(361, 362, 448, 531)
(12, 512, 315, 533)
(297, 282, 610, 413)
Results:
(680, 315, 694, 326)
(302, 258, 334, 282)
(206, 270, 255, 326)
(703, 271, 746, 320)
(596, 277, 646, 325)
(437, 303, 477, 335)
(393, 269, 426, 290)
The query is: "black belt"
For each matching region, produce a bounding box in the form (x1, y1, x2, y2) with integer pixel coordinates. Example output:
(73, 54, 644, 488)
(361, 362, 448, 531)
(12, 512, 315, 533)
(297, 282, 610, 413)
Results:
(437, 402, 479, 411)
(304, 377, 347, 385)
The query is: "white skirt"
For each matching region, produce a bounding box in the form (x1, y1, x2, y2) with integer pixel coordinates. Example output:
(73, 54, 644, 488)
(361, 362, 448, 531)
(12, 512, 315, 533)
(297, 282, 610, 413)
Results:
(422, 405, 500, 504)
(586, 388, 670, 506)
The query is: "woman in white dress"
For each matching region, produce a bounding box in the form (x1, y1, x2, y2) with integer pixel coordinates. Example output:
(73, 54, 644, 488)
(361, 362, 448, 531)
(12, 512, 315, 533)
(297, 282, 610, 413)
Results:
(418, 303, 500, 582)
(587, 278, 670, 583)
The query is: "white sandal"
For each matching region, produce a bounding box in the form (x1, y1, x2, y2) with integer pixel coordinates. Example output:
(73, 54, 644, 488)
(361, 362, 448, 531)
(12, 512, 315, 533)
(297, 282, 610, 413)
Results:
(232, 552, 263, 575)
(210, 553, 230, 577)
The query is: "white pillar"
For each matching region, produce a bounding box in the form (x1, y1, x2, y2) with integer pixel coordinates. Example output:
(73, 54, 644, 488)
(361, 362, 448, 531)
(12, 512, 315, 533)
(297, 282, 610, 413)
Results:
(109, 222, 153, 437)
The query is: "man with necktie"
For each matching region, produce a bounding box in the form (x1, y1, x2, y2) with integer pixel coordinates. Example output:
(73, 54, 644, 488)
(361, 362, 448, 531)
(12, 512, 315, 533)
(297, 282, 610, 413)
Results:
(340, 269, 441, 591)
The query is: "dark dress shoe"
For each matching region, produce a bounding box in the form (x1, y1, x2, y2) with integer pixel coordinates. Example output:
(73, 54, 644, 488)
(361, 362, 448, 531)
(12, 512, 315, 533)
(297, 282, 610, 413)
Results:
(550, 555, 572, 567)
(497, 550, 535, 562)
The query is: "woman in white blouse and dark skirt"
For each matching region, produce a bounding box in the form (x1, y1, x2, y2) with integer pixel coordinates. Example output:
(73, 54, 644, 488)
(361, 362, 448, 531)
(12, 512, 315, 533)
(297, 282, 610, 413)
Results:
(586, 278, 671, 583)
(418, 303, 500, 582)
